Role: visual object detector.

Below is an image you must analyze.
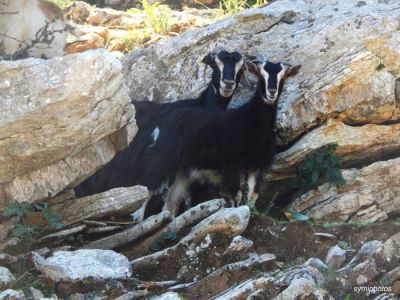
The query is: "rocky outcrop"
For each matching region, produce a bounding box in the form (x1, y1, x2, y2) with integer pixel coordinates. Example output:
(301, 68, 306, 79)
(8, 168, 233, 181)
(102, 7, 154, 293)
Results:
(0, 49, 136, 208)
(290, 158, 400, 222)
(120, 0, 400, 222)
(122, 0, 400, 146)
(65, 2, 222, 54)
(266, 119, 400, 181)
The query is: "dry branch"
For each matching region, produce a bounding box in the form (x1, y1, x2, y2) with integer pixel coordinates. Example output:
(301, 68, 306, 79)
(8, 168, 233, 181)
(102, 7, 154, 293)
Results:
(211, 276, 274, 300)
(176, 253, 276, 298)
(130, 207, 250, 269)
(128, 199, 226, 259)
(83, 211, 170, 250)
(85, 226, 121, 235)
(139, 280, 178, 289)
(38, 225, 86, 242)
(51, 186, 148, 226)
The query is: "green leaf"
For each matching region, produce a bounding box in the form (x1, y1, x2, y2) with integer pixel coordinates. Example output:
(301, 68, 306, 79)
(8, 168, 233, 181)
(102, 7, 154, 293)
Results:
(160, 231, 177, 241)
(285, 209, 311, 222)
(311, 169, 319, 185)
(150, 241, 162, 252)
(3, 202, 33, 218)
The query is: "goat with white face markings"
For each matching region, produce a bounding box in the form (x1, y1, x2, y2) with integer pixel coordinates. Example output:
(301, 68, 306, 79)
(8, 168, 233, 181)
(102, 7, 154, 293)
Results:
(74, 50, 246, 213)
(141, 59, 302, 217)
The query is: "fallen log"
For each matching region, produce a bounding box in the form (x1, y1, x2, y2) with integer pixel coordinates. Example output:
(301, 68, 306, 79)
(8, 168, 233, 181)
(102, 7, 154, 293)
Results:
(83, 211, 170, 250)
(51, 186, 148, 226)
(127, 199, 226, 259)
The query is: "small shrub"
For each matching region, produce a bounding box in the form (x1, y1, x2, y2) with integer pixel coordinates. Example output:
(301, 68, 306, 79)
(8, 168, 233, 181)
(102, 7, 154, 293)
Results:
(3, 202, 34, 217)
(122, 29, 151, 52)
(291, 143, 346, 194)
(254, 0, 268, 6)
(48, 0, 75, 8)
(33, 202, 64, 229)
(66, 234, 85, 247)
(321, 267, 337, 283)
(3, 201, 64, 240)
(133, 0, 170, 35)
(220, 0, 247, 15)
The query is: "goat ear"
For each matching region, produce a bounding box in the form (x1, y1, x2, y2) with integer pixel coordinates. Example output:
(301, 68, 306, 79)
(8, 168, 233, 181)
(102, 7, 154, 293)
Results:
(245, 60, 258, 74)
(202, 53, 214, 66)
(285, 64, 302, 78)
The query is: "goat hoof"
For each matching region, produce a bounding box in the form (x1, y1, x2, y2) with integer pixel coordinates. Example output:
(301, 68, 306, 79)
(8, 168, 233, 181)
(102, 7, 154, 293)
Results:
(130, 207, 145, 223)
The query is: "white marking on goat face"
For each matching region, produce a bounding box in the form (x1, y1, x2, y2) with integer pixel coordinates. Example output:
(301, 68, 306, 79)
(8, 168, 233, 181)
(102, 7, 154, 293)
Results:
(215, 55, 229, 97)
(216, 56, 244, 98)
(260, 62, 285, 104)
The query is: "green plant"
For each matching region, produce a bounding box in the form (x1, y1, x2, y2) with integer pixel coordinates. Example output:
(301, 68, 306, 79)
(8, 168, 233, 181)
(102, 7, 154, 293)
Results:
(135, 0, 170, 35)
(321, 267, 337, 282)
(33, 203, 63, 229)
(3, 201, 64, 240)
(220, 0, 247, 15)
(122, 29, 151, 52)
(160, 231, 177, 241)
(291, 143, 346, 194)
(66, 234, 85, 247)
(12, 221, 38, 239)
(280, 257, 305, 270)
(48, 0, 75, 8)
(338, 240, 352, 251)
(254, 0, 268, 6)
(3, 202, 34, 217)
(379, 277, 393, 286)
(264, 192, 278, 214)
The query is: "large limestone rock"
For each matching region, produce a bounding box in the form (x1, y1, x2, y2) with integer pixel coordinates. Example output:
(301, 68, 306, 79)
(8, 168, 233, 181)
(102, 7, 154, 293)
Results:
(0, 49, 136, 208)
(122, 0, 400, 146)
(51, 186, 149, 226)
(33, 249, 132, 282)
(266, 119, 400, 181)
(290, 158, 400, 222)
(0, 266, 16, 290)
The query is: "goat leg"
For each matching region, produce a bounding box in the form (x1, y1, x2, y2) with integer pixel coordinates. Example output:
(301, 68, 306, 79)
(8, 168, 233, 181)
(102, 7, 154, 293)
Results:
(162, 172, 190, 218)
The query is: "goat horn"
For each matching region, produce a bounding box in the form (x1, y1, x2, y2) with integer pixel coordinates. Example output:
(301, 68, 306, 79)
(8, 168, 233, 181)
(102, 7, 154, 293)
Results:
(240, 73, 254, 90)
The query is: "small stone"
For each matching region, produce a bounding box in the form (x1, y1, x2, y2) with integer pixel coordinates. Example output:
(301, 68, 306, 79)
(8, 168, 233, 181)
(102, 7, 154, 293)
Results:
(337, 258, 379, 289)
(381, 267, 400, 283)
(0, 266, 16, 289)
(393, 280, 400, 296)
(114, 290, 148, 300)
(28, 287, 44, 300)
(381, 232, 400, 263)
(274, 278, 333, 300)
(345, 240, 383, 267)
(152, 292, 181, 300)
(33, 249, 132, 282)
(359, 240, 383, 257)
(325, 245, 346, 270)
(304, 258, 329, 272)
(0, 289, 26, 300)
(224, 236, 254, 255)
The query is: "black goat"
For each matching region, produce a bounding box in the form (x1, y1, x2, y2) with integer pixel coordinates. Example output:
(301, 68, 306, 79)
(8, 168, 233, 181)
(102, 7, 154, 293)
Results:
(74, 50, 245, 204)
(142, 60, 301, 217)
